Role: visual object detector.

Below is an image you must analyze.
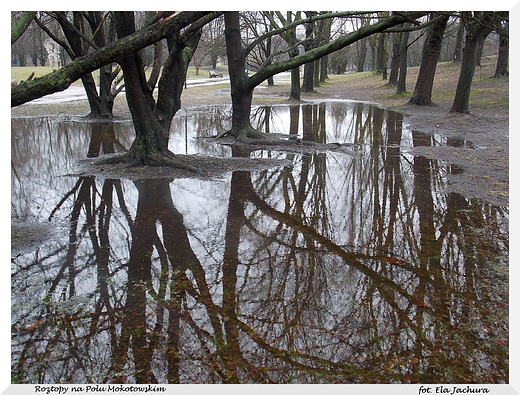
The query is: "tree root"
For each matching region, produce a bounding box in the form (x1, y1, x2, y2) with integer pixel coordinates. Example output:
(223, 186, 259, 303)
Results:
(95, 149, 201, 173)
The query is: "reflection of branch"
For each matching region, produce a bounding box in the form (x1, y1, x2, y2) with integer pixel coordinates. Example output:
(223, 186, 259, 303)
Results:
(231, 315, 358, 382)
(48, 178, 83, 221)
(247, 187, 440, 311)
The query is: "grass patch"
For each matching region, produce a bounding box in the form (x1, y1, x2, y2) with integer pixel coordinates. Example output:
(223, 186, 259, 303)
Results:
(384, 92, 412, 99)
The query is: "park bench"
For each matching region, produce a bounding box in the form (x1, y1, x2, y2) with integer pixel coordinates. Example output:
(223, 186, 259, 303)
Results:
(209, 70, 223, 78)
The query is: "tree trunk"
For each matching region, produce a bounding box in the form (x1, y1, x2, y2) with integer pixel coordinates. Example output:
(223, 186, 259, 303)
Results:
(375, 33, 386, 74)
(313, 59, 320, 87)
(266, 36, 275, 86)
(111, 11, 211, 167)
(475, 31, 490, 67)
(396, 26, 410, 94)
(301, 61, 314, 91)
(409, 13, 449, 105)
(452, 14, 466, 62)
(224, 12, 255, 135)
(319, 55, 328, 83)
(493, 24, 509, 78)
(11, 11, 35, 44)
(119, 49, 170, 163)
(53, 12, 115, 118)
(388, 32, 401, 85)
(287, 28, 301, 100)
(451, 12, 495, 113)
(289, 65, 301, 100)
(355, 39, 367, 72)
(301, 13, 316, 92)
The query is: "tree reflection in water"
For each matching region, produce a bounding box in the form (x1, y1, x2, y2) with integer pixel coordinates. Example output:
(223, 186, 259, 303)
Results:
(11, 101, 508, 384)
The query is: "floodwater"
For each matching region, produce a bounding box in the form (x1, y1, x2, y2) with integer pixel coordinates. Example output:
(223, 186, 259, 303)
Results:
(11, 100, 508, 384)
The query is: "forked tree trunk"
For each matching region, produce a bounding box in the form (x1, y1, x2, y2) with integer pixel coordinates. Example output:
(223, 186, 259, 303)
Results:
(451, 12, 495, 113)
(112, 11, 212, 167)
(114, 12, 169, 164)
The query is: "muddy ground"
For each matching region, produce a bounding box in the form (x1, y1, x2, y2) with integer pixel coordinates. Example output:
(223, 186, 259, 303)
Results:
(11, 58, 509, 207)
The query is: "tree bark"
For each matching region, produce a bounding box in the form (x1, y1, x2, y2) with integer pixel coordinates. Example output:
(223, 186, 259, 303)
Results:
(289, 66, 301, 100)
(224, 12, 255, 135)
(301, 13, 316, 92)
(355, 39, 367, 72)
(375, 33, 386, 75)
(109, 11, 217, 167)
(451, 12, 497, 113)
(11, 11, 35, 44)
(319, 55, 328, 83)
(409, 13, 449, 105)
(288, 31, 301, 100)
(113, 12, 168, 163)
(396, 25, 410, 94)
(452, 14, 466, 63)
(387, 32, 401, 85)
(493, 21, 508, 78)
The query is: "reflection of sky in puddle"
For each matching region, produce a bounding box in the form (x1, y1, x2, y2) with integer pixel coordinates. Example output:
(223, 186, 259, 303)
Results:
(11, 101, 508, 384)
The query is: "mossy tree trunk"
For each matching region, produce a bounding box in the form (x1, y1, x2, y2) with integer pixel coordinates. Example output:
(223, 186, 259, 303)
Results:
(11, 11, 35, 44)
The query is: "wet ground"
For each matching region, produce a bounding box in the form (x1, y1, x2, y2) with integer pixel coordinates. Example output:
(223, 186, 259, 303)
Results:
(11, 100, 508, 384)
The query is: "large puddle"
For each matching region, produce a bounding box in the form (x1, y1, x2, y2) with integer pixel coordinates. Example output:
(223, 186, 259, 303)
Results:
(11, 100, 508, 384)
